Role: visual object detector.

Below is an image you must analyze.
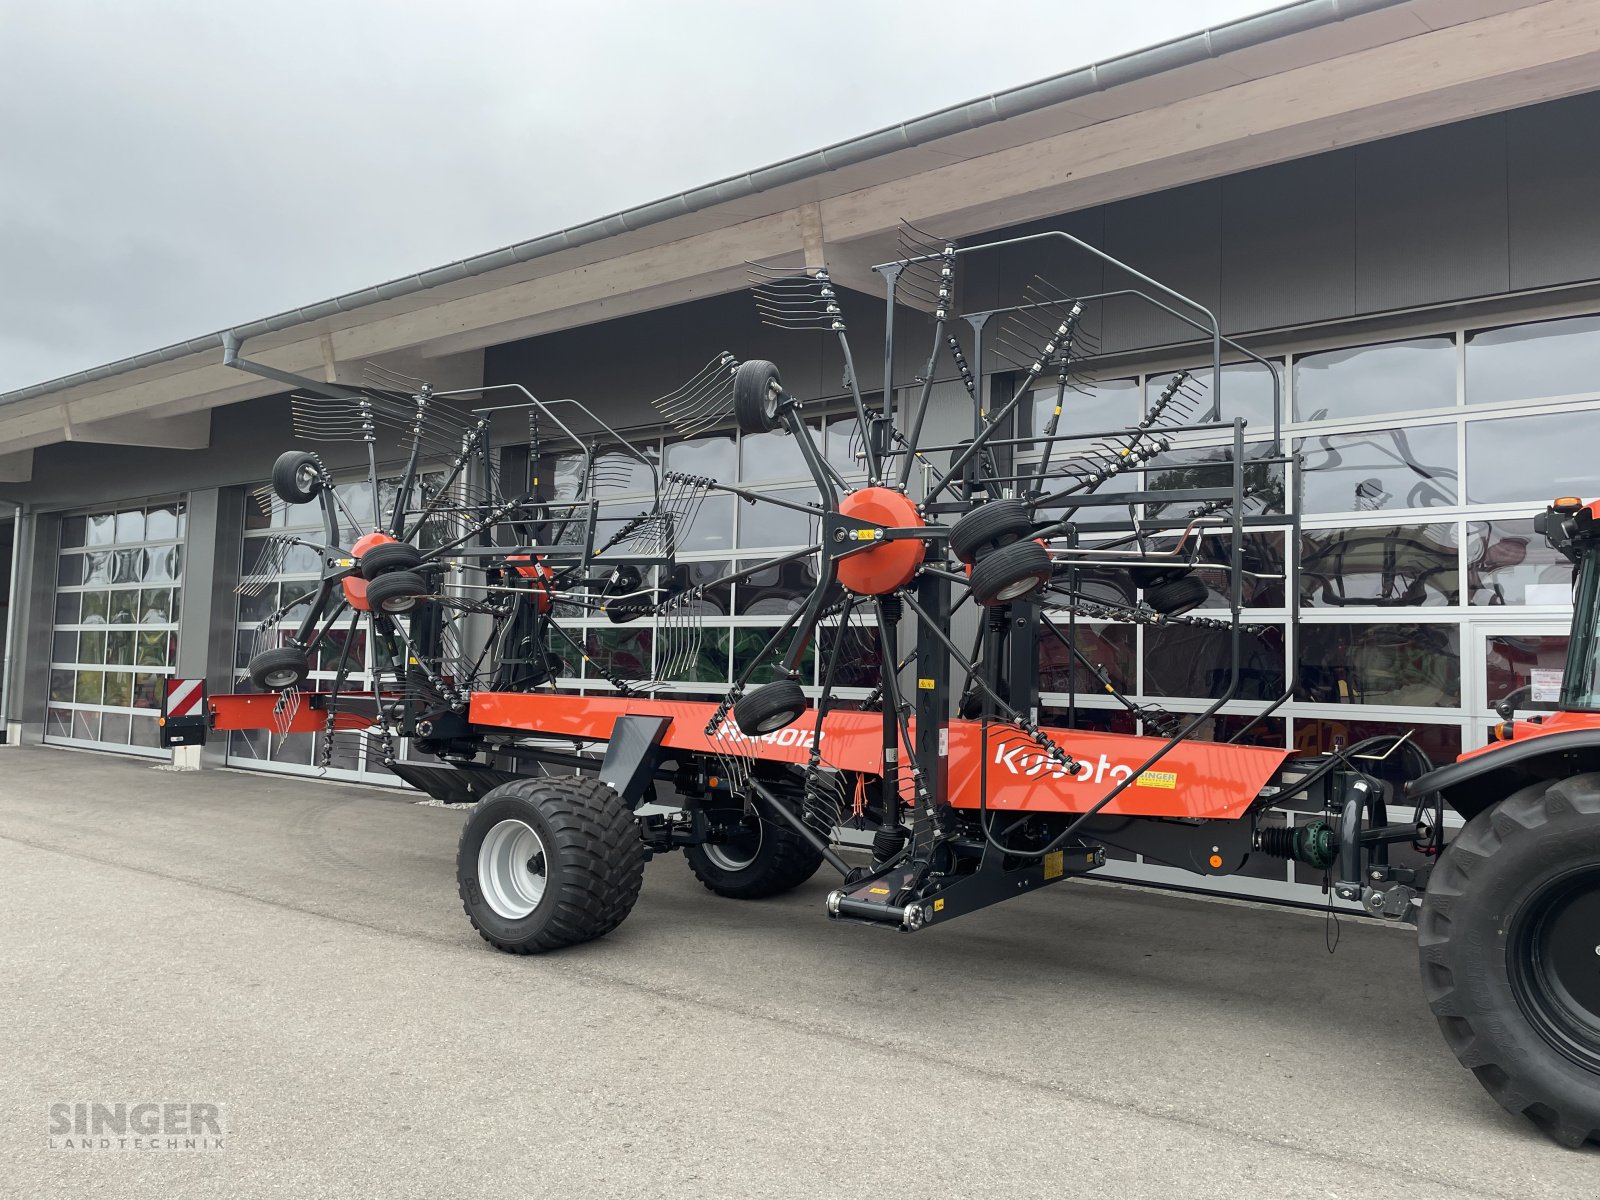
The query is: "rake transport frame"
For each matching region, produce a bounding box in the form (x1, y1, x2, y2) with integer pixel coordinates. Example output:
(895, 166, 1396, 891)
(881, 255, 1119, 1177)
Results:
(193, 226, 1600, 1146)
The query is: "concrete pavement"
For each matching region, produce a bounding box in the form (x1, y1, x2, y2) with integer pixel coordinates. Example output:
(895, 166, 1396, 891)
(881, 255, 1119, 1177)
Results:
(0, 744, 1592, 1198)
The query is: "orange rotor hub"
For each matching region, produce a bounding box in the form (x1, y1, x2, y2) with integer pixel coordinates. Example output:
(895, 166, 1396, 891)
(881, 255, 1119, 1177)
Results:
(506, 554, 554, 612)
(835, 487, 925, 596)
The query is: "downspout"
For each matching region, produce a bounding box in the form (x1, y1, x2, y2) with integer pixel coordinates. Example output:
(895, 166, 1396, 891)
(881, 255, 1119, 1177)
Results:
(0, 499, 24, 741)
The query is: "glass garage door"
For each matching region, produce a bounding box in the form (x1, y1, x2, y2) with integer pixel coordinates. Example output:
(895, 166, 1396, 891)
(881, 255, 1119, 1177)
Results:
(227, 478, 425, 784)
(47, 499, 185, 756)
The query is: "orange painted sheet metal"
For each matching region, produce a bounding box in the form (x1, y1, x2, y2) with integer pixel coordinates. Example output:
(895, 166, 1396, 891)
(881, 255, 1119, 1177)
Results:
(1456, 709, 1600, 762)
(468, 691, 1289, 820)
(210, 692, 375, 736)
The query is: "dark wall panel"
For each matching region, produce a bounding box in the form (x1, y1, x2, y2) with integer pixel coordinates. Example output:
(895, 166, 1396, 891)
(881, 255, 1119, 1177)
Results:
(1354, 113, 1510, 313)
(1507, 91, 1600, 291)
(1099, 179, 1222, 354)
(1221, 150, 1356, 333)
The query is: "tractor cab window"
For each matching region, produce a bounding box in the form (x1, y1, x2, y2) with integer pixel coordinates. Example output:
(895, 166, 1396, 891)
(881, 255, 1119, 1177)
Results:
(1561, 552, 1600, 711)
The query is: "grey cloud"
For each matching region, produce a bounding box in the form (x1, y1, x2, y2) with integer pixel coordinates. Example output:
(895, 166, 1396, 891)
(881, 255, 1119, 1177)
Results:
(0, 0, 1271, 391)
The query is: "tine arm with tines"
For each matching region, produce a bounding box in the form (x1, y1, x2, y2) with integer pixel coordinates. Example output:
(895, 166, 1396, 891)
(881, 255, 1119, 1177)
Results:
(652, 352, 737, 437)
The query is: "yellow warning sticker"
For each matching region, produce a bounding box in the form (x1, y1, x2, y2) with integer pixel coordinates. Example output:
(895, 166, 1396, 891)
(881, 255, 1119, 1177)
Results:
(917, 678, 935, 690)
(1043, 850, 1064, 880)
(1135, 770, 1177, 789)
(868, 887, 890, 895)
(933, 898, 945, 912)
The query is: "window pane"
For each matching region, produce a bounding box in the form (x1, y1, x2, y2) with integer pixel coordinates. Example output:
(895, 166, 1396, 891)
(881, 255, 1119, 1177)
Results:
(1041, 705, 1136, 735)
(1297, 622, 1460, 707)
(105, 631, 134, 666)
(1485, 634, 1568, 711)
(670, 492, 733, 555)
(590, 447, 659, 496)
(1293, 336, 1456, 421)
(583, 628, 652, 683)
(75, 670, 104, 705)
(1143, 624, 1285, 701)
(733, 627, 813, 686)
(1293, 716, 1461, 767)
(60, 515, 87, 547)
(735, 556, 819, 616)
(1040, 621, 1135, 695)
(49, 671, 75, 702)
(1466, 314, 1600, 405)
(80, 591, 109, 624)
(663, 560, 732, 617)
(138, 589, 173, 624)
(740, 427, 816, 484)
(115, 509, 145, 543)
(1300, 524, 1458, 607)
(1143, 361, 1286, 436)
(1467, 518, 1572, 605)
(145, 504, 179, 540)
(1466, 409, 1600, 504)
(816, 621, 880, 689)
(51, 631, 76, 663)
(737, 489, 819, 550)
(825, 412, 870, 476)
(103, 671, 133, 708)
(54, 592, 80, 624)
(80, 631, 106, 664)
(85, 513, 115, 546)
(107, 592, 137, 624)
(1143, 444, 1286, 519)
(1031, 376, 1139, 437)
(1296, 424, 1457, 513)
(56, 554, 83, 587)
(664, 433, 736, 480)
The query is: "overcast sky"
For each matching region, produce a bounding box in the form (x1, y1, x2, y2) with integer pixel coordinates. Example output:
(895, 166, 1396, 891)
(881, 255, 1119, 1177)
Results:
(0, 0, 1274, 393)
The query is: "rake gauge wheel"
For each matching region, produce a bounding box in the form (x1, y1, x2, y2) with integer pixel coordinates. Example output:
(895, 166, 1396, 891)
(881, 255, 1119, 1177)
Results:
(365, 570, 428, 614)
(358, 540, 422, 580)
(271, 451, 325, 505)
(969, 539, 1053, 607)
(248, 645, 310, 692)
(733, 359, 784, 433)
(949, 499, 1033, 564)
(733, 678, 808, 736)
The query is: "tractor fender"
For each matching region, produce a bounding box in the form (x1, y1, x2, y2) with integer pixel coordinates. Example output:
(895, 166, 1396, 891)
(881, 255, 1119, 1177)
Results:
(1405, 728, 1600, 822)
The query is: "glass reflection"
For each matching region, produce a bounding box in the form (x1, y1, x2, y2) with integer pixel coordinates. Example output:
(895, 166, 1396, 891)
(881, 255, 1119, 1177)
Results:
(1467, 519, 1573, 605)
(1031, 376, 1139, 437)
(1293, 336, 1456, 421)
(1466, 409, 1600, 504)
(1466, 314, 1600, 405)
(1297, 622, 1460, 707)
(1039, 621, 1135, 695)
(1143, 624, 1285, 701)
(1143, 361, 1285, 436)
(1300, 524, 1458, 607)
(1296, 424, 1457, 513)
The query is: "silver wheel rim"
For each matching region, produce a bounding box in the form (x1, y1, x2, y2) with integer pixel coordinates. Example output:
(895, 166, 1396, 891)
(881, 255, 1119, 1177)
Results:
(381, 594, 417, 613)
(704, 822, 763, 872)
(263, 667, 300, 689)
(295, 463, 319, 492)
(477, 818, 549, 919)
(996, 574, 1044, 602)
(755, 710, 795, 733)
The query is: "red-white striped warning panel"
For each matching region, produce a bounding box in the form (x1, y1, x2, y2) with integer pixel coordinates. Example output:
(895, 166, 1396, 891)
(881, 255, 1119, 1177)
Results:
(164, 678, 206, 719)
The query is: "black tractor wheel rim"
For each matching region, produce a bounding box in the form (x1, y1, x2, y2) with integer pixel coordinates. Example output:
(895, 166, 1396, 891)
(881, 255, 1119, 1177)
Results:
(1509, 865, 1600, 1074)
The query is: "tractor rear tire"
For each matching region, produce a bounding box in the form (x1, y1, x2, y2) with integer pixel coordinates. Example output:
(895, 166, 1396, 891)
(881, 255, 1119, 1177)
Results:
(1418, 773, 1600, 1147)
(457, 775, 645, 954)
(684, 813, 824, 899)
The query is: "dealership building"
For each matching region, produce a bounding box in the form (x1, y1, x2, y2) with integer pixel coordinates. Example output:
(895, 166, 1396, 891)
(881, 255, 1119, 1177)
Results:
(2, 0, 1598, 905)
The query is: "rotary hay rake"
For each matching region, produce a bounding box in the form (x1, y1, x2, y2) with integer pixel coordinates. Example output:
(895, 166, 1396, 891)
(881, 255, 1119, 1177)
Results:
(201, 227, 1600, 1147)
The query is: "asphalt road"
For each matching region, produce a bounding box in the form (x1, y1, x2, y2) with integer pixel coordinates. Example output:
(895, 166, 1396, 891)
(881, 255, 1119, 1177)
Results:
(0, 745, 1593, 1198)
